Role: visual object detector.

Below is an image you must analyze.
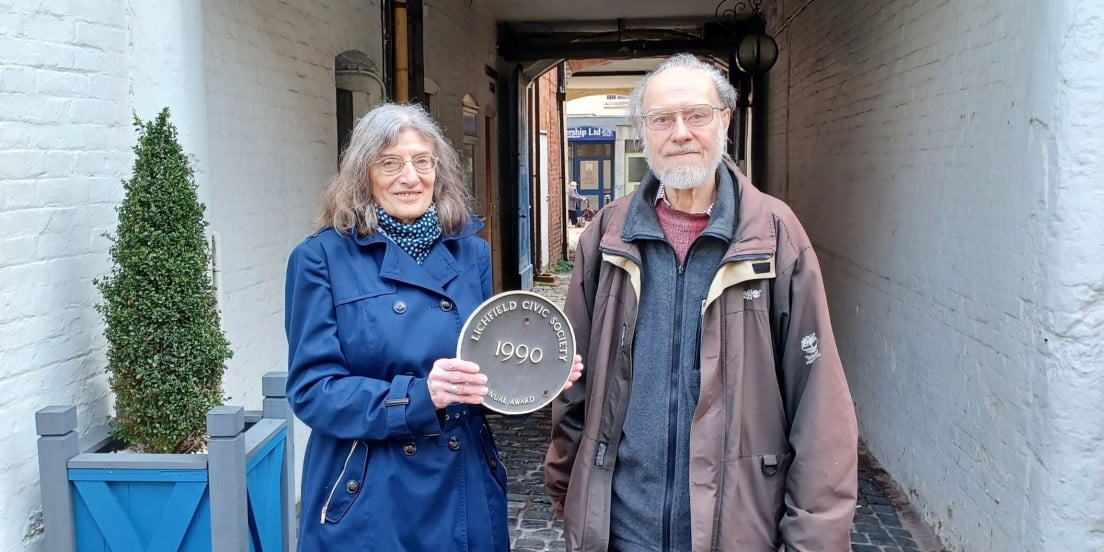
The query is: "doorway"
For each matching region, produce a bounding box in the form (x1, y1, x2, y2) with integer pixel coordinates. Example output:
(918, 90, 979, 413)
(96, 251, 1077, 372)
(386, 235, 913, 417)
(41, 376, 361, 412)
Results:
(568, 129, 616, 210)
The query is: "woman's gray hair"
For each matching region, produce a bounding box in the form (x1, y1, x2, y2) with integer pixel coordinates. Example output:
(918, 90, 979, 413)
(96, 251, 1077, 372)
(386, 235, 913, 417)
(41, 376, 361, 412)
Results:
(316, 103, 472, 236)
(628, 54, 739, 133)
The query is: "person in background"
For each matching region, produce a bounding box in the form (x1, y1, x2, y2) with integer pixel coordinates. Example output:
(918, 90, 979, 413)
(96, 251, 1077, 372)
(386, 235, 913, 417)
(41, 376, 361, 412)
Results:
(567, 180, 585, 227)
(545, 54, 858, 551)
(285, 103, 583, 551)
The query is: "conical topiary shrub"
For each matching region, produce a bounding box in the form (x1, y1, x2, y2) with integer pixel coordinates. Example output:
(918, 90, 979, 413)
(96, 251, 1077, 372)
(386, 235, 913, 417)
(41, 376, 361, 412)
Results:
(95, 108, 232, 453)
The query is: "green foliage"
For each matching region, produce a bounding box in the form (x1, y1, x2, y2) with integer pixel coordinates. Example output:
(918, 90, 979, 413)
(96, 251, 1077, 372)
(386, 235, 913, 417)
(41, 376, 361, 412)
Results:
(94, 108, 232, 453)
(549, 260, 574, 274)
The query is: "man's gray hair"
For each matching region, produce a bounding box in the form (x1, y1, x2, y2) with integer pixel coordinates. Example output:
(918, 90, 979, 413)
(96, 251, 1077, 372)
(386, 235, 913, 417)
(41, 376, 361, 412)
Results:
(627, 54, 739, 132)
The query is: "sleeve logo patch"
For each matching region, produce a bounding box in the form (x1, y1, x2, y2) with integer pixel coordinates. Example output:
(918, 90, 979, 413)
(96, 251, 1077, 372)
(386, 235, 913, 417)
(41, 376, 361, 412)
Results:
(800, 333, 821, 365)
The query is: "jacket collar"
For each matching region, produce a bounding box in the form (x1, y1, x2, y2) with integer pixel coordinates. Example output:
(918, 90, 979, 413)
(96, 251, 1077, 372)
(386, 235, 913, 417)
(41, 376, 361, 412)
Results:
(599, 159, 777, 261)
(620, 165, 737, 245)
(724, 158, 776, 259)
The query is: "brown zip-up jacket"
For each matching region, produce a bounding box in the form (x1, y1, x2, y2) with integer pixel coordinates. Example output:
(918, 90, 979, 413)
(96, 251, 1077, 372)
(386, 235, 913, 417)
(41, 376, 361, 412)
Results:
(545, 163, 858, 551)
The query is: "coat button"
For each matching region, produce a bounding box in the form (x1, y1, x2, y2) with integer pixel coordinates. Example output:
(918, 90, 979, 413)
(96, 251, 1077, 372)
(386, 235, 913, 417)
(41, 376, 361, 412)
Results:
(402, 442, 417, 456)
(393, 300, 407, 314)
(439, 299, 453, 311)
(345, 479, 360, 494)
(448, 436, 461, 451)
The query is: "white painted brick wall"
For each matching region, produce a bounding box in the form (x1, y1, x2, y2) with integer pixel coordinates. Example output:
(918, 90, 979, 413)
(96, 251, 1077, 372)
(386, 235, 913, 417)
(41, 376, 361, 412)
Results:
(201, 0, 383, 496)
(423, 0, 499, 186)
(764, 0, 1104, 549)
(0, 1, 130, 549)
(1036, 0, 1104, 548)
(0, 1, 385, 548)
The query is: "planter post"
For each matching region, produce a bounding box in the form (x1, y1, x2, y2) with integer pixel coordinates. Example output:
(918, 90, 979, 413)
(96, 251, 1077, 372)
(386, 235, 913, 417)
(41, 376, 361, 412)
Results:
(35, 406, 79, 552)
(262, 371, 297, 552)
(208, 405, 248, 551)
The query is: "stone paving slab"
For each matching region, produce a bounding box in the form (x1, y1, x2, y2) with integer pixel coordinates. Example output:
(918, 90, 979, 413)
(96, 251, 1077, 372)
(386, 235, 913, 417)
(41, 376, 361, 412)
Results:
(488, 274, 946, 552)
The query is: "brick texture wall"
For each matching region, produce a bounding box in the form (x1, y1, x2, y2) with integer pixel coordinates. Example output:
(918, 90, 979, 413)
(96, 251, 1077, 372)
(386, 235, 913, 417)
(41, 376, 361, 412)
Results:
(538, 68, 566, 268)
(423, 1, 498, 150)
(0, 2, 384, 548)
(422, 0, 501, 277)
(202, 0, 383, 499)
(202, 0, 382, 408)
(0, 2, 131, 547)
(763, 0, 1104, 550)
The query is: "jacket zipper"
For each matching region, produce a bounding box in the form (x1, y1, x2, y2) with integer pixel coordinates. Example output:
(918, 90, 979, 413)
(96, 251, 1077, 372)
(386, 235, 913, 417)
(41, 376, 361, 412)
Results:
(663, 257, 687, 551)
(320, 441, 362, 524)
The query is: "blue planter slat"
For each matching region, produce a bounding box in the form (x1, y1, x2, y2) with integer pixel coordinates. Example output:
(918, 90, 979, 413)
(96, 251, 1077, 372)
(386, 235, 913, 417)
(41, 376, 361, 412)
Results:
(71, 473, 209, 551)
(246, 428, 286, 552)
(65, 427, 288, 552)
(36, 372, 297, 552)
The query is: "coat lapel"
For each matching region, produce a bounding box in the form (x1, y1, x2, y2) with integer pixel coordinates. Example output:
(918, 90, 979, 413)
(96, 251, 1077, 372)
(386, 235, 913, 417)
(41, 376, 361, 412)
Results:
(376, 238, 460, 295)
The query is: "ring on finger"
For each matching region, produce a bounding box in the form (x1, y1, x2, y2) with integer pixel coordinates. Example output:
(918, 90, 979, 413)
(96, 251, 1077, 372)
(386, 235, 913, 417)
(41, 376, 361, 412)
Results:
(449, 383, 459, 394)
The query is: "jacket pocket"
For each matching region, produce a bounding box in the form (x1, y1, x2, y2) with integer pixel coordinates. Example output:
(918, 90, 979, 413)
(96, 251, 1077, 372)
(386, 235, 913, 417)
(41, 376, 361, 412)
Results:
(319, 441, 370, 525)
(716, 452, 792, 547)
(478, 421, 508, 494)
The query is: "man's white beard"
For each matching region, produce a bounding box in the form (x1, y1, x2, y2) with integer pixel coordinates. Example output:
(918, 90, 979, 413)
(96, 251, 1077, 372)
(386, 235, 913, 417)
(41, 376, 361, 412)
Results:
(653, 158, 716, 190)
(643, 125, 727, 190)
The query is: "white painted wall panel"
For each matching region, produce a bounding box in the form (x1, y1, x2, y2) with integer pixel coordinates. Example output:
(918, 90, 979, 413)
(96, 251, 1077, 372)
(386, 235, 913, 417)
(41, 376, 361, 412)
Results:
(0, 2, 129, 548)
(764, 0, 1104, 549)
(423, 0, 499, 185)
(0, 2, 384, 548)
(201, 0, 383, 497)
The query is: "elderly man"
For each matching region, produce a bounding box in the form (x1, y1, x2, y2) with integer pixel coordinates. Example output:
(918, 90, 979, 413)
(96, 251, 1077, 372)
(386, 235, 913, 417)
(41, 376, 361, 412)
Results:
(545, 54, 858, 551)
(568, 180, 585, 227)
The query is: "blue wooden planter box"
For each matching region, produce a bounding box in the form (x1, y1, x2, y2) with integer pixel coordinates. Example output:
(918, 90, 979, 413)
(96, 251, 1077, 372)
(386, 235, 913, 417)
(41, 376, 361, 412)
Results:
(37, 372, 297, 552)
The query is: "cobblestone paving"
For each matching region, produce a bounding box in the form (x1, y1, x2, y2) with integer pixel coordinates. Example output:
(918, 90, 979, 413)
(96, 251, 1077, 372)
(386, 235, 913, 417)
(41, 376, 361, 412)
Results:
(486, 274, 945, 552)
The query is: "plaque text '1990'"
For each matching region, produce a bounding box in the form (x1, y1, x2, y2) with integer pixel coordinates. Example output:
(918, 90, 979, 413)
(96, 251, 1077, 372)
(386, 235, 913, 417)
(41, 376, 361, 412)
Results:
(467, 298, 571, 362)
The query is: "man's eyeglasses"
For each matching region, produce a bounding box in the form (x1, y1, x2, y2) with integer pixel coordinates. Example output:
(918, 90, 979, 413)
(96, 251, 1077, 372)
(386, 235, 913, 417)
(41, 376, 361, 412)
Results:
(374, 154, 439, 175)
(641, 104, 726, 131)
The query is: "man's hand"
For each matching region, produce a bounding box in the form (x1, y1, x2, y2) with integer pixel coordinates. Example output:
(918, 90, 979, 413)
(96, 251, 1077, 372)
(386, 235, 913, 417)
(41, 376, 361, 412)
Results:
(562, 354, 584, 391)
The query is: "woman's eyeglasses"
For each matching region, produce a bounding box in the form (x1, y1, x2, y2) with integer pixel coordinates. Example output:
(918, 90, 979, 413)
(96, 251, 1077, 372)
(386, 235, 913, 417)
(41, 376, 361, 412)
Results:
(641, 104, 726, 131)
(374, 155, 439, 175)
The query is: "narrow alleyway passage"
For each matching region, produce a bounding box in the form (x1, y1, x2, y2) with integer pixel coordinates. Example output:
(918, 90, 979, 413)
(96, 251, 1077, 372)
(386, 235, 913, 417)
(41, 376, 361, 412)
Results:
(488, 272, 946, 552)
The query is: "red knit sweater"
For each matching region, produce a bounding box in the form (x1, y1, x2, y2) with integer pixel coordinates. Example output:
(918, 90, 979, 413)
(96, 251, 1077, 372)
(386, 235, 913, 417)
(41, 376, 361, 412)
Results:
(655, 199, 710, 267)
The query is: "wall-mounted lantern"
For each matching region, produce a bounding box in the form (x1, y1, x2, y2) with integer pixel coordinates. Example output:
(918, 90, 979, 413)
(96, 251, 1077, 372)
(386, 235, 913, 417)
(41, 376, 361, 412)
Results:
(715, 0, 779, 74)
(735, 31, 778, 74)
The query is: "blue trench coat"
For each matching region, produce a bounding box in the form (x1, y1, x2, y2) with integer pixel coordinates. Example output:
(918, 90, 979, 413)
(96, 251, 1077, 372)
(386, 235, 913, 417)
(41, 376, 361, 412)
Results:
(284, 221, 509, 551)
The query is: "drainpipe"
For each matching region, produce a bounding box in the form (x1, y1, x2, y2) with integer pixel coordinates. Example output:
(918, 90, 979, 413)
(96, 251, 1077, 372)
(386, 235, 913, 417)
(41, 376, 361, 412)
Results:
(210, 232, 223, 315)
(728, 51, 740, 162)
(393, 0, 409, 101)
(407, 0, 425, 104)
(557, 62, 569, 262)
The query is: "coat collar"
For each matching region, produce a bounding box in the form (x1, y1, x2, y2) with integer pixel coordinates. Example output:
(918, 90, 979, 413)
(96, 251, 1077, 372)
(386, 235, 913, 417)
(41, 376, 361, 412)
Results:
(350, 215, 484, 294)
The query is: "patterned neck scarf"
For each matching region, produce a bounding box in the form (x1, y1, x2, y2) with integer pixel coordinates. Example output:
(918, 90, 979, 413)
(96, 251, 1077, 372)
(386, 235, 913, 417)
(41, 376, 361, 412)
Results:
(375, 204, 442, 264)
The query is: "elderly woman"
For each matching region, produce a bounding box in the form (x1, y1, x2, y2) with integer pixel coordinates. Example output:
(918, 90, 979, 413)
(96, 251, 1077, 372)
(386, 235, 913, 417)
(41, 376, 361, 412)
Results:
(285, 103, 581, 551)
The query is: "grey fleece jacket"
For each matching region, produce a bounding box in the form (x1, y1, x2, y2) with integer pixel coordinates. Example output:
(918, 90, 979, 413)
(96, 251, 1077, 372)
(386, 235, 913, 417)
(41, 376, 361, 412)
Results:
(608, 167, 739, 552)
